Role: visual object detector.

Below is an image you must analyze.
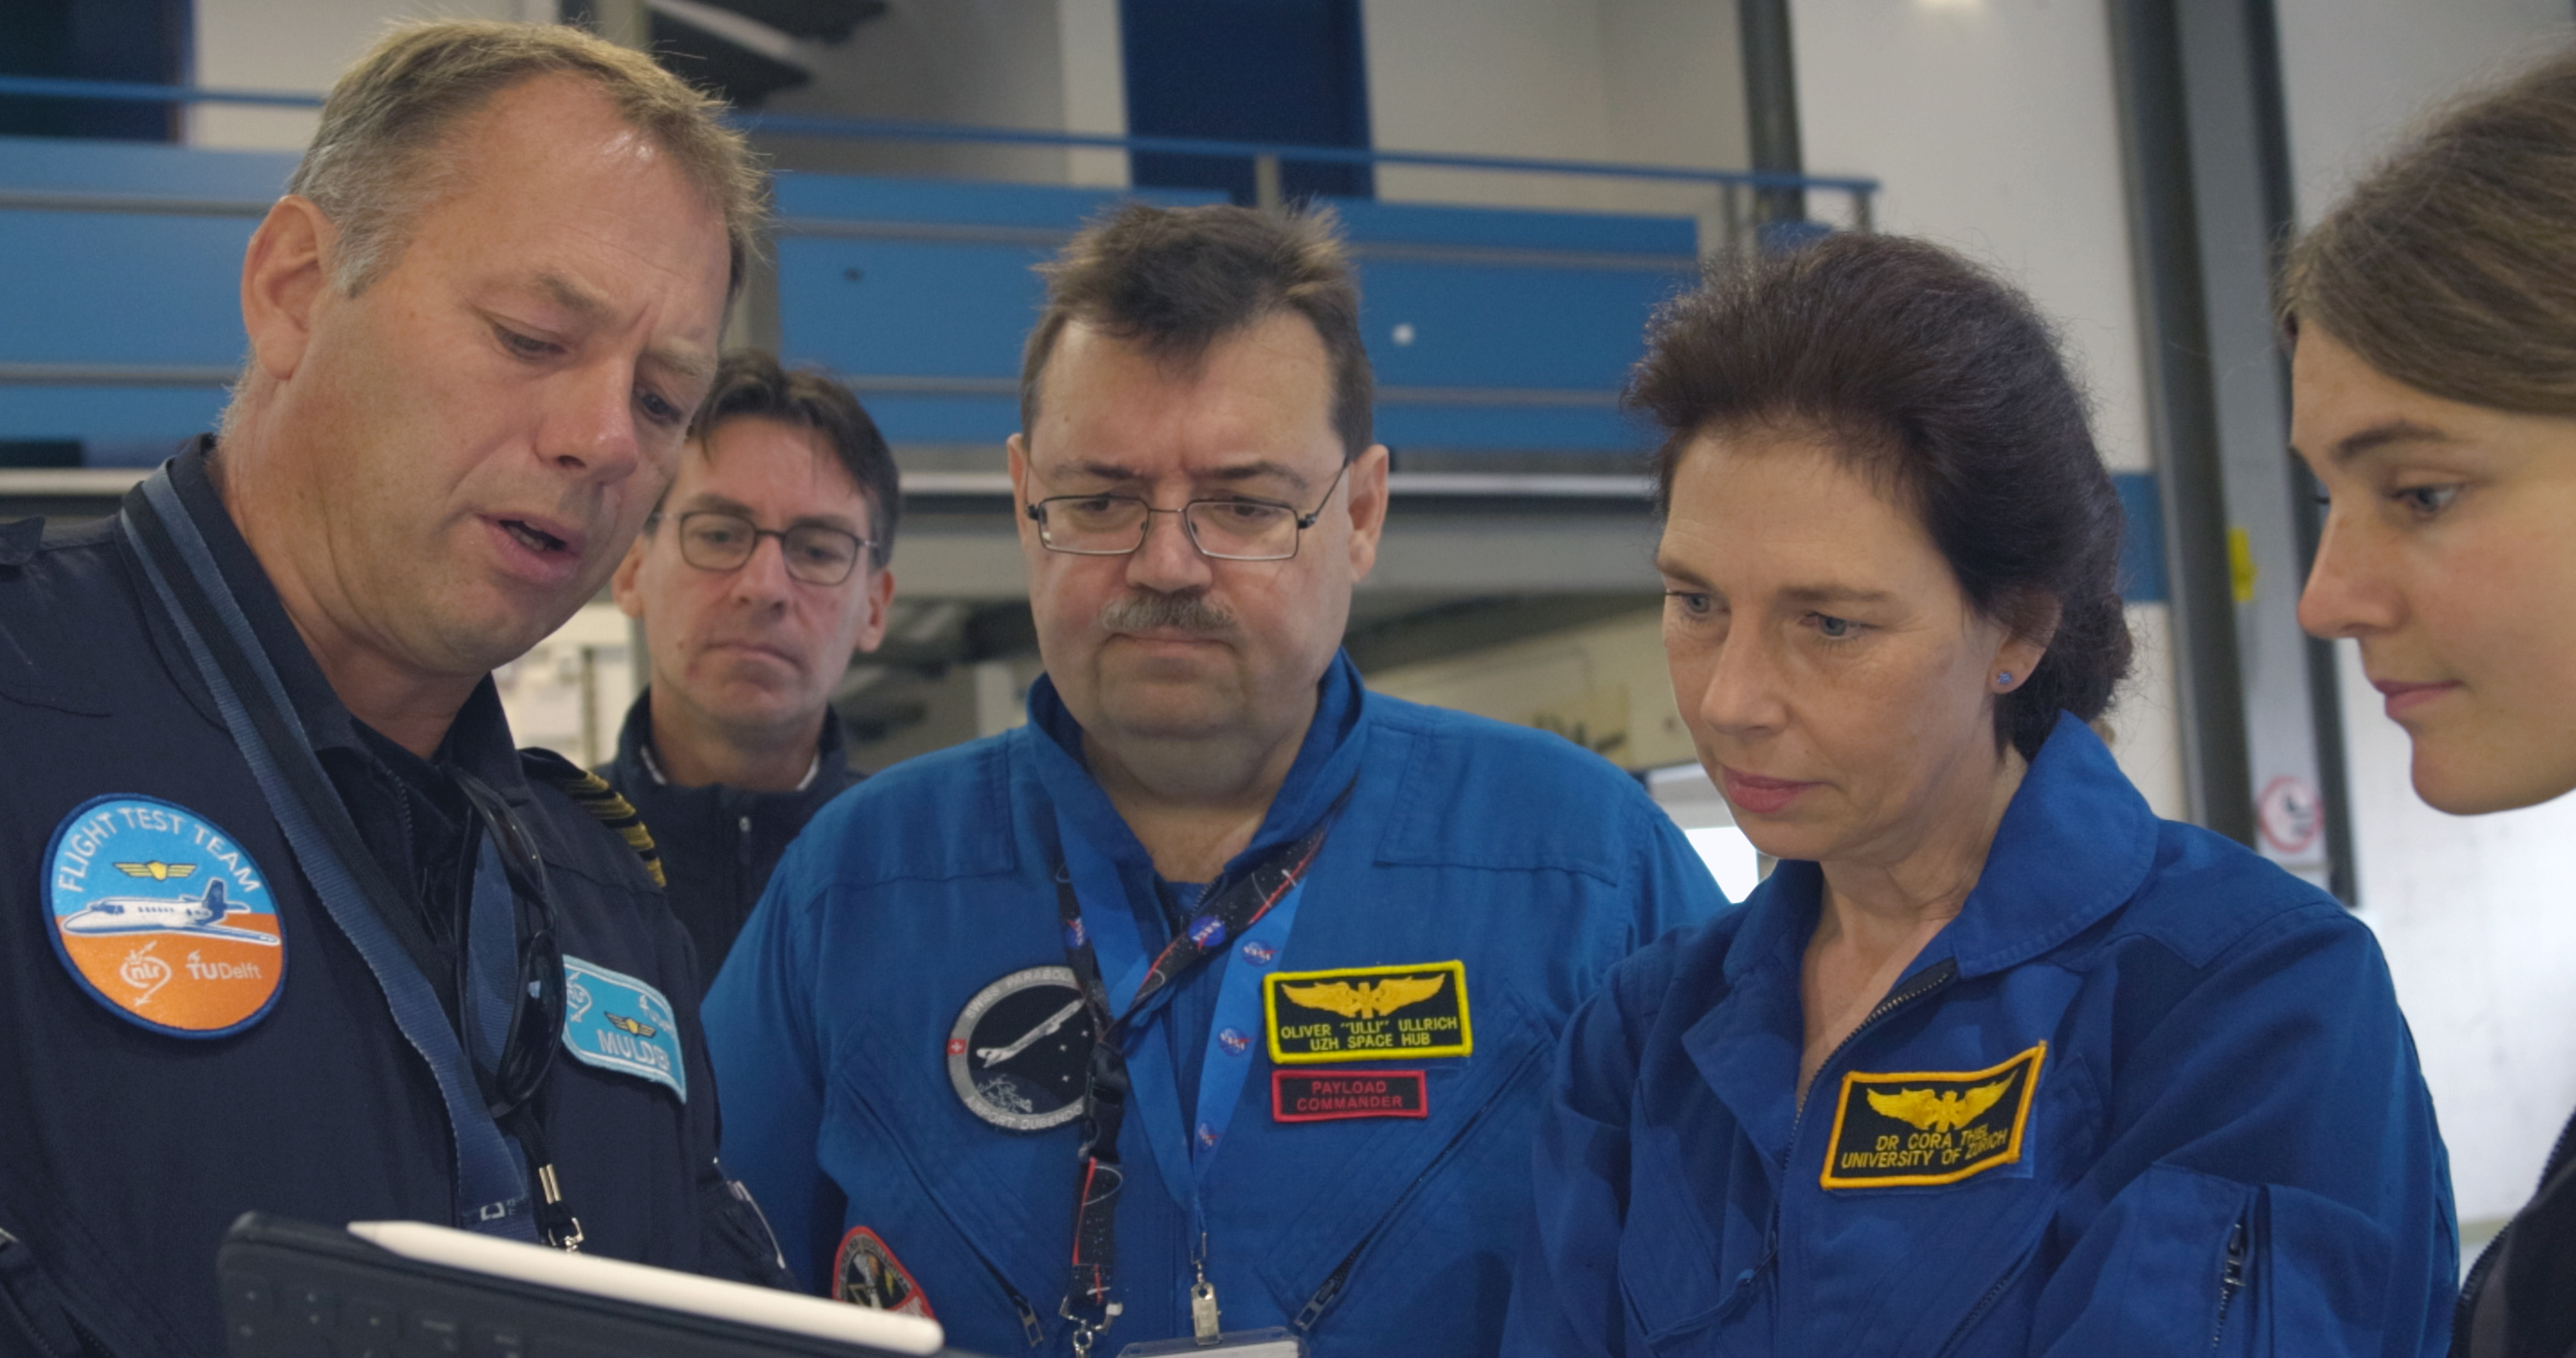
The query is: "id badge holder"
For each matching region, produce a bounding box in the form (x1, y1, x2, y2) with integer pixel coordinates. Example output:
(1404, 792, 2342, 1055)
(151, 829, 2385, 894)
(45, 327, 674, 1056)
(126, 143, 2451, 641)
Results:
(1116, 1328, 1304, 1357)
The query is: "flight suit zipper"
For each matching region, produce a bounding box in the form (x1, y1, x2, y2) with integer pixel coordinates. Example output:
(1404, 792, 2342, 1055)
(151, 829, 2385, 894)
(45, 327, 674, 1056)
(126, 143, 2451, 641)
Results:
(843, 1087, 1046, 1347)
(1763, 959, 1960, 1304)
(1934, 1253, 2031, 1357)
(2209, 1215, 2247, 1350)
(981, 1259, 1045, 1349)
(1290, 1042, 1549, 1335)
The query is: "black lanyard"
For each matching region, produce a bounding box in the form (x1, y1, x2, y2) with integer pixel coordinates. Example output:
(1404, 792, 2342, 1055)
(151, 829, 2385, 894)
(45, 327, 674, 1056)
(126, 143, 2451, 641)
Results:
(1052, 781, 1354, 1357)
(119, 468, 572, 1244)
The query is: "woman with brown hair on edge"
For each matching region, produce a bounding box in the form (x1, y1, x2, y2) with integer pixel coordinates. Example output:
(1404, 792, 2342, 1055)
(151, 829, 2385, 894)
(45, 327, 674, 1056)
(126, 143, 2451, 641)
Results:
(2290, 45, 2576, 1358)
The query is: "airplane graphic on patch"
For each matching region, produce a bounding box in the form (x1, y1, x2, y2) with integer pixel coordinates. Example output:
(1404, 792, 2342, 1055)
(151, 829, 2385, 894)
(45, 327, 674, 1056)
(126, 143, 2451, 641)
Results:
(58, 878, 279, 947)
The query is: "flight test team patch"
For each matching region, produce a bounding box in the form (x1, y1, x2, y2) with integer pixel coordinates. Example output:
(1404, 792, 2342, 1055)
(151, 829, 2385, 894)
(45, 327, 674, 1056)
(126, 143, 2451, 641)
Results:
(1264, 960, 1471, 1063)
(1820, 1043, 2046, 1190)
(44, 796, 285, 1037)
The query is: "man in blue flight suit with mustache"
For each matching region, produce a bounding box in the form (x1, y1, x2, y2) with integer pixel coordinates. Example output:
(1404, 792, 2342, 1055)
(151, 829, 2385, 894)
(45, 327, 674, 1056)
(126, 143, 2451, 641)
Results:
(704, 201, 1728, 1357)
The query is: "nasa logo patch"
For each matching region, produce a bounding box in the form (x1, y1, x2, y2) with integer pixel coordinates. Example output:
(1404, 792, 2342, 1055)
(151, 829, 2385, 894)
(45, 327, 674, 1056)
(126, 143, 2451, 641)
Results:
(44, 795, 284, 1038)
(948, 966, 1094, 1132)
(561, 956, 687, 1101)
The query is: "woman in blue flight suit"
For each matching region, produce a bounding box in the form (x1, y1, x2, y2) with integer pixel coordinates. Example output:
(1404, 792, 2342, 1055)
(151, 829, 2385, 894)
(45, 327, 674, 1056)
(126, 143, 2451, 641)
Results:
(1503, 235, 2457, 1355)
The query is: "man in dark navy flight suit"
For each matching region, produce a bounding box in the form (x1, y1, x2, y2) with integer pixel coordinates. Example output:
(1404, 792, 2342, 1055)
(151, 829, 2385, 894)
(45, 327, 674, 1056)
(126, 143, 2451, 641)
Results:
(0, 21, 784, 1357)
(603, 351, 899, 983)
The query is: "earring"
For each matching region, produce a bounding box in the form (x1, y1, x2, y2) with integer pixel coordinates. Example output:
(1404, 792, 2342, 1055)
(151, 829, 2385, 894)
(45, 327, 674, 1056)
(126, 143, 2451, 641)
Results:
(1996, 671, 2015, 688)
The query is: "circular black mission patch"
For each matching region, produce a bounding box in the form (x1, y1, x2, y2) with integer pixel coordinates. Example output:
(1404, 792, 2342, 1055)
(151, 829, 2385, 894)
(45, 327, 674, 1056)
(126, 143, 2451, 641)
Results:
(947, 965, 1096, 1132)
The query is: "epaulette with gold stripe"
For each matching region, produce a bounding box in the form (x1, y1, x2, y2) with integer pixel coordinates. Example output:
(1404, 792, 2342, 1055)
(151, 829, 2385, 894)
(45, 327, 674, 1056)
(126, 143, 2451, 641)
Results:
(519, 748, 667, 888)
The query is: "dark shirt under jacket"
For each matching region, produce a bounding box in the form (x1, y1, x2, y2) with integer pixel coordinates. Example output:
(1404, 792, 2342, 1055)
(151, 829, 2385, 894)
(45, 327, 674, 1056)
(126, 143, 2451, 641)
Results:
(601, 690, 862, 987)
(2457, 1108, 2576, 1357)
(0, 442, 782, 1358)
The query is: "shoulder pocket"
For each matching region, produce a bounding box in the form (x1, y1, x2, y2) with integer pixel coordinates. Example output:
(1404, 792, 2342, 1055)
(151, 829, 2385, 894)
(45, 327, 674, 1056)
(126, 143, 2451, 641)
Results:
(2245, 1183, 2391, 1354)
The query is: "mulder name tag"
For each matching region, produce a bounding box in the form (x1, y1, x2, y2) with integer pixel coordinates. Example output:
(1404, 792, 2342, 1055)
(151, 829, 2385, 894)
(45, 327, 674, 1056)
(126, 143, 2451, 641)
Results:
(1263, 960, 1470, 1064)
(561, 955, 687, 1101)
(1821, 1043, 2046, 1190)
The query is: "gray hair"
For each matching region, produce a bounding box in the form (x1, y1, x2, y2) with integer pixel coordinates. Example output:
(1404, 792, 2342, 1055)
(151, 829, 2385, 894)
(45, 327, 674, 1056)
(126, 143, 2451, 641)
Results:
(287, 19, 767, 299)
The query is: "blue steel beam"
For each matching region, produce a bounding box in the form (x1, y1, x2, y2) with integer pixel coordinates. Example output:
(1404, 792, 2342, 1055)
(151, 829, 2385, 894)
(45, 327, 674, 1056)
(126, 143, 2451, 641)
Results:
(0, 75, 1879, 202)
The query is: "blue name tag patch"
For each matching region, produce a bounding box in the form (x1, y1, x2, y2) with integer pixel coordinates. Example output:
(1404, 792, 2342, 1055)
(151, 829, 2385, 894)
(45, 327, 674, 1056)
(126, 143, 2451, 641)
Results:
(562, 954, 686, 1101)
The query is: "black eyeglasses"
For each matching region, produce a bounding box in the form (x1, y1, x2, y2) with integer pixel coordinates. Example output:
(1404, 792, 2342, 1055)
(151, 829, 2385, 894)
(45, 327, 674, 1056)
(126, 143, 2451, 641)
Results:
(663, 511, 870, 586)
(451, 770, 565, 1122)
(1024, 461, 1351, 562)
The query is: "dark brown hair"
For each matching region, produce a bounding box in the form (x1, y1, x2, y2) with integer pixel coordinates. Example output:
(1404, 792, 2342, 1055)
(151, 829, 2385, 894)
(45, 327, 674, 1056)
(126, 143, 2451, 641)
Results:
(656, 350, 901, 567)
(1019, 201, 1372, 461)
(2282, 45, 2576, 414)
(1631, 233, 2131, 760)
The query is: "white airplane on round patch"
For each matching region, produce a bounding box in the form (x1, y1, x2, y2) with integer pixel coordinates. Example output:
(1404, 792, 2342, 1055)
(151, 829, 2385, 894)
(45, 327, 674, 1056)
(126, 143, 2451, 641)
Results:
(59, 877, 279, 946)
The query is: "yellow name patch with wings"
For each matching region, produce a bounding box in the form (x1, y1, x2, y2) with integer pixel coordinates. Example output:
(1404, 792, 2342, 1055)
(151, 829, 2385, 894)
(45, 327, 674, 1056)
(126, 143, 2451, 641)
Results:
(1820, 1043, 2046, 1190)
(1264, 960, 1472, 1064)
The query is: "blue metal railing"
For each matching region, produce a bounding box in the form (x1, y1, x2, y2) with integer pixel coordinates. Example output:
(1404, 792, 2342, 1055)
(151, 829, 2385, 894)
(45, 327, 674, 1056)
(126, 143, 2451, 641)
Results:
(0, 74, 1884, 466)
(0, 75, 1879, 224)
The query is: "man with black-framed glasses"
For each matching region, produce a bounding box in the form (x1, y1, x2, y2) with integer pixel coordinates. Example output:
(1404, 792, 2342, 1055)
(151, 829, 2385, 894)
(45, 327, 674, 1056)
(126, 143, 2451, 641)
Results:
(705, 202, 1726, 1357)
(606, 350, 898, 982)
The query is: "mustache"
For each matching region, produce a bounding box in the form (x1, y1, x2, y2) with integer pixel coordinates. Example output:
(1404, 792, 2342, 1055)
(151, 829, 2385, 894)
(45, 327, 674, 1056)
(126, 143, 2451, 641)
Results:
(1100, 590, 1235, 635)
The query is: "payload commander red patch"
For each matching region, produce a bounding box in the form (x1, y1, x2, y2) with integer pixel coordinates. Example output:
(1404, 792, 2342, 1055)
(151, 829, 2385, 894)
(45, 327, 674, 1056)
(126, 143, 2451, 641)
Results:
(1272, 1069, 1428, 1123)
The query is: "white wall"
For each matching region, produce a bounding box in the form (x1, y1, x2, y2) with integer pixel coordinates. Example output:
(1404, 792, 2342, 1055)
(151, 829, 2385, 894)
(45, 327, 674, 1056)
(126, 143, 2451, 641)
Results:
(1362, 0, 1753, 219)
(1788, 0, 2184, 820)
(1057, 0, 1130, 187)
(1365, 609, 1696, 773)
(2273, 0, 2576, 1227)
(189, 0, 528, 149)
(191, 0, 1126, 186)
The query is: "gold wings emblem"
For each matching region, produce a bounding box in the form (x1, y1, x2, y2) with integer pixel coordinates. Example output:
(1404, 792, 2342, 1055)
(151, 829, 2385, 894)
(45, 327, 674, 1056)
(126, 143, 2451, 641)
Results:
(114, 861, 197, 881)
(1866, 1078, 2014, 1132)
(605, 1012, 660, 1040)
(1279, 974, 1447, 1020)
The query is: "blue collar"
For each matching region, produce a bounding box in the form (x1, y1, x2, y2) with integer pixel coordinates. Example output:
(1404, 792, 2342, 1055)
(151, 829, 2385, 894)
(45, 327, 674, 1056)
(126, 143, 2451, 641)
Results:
(1023, 650, 1372, 884)
(1721, 714, 2159, 985)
